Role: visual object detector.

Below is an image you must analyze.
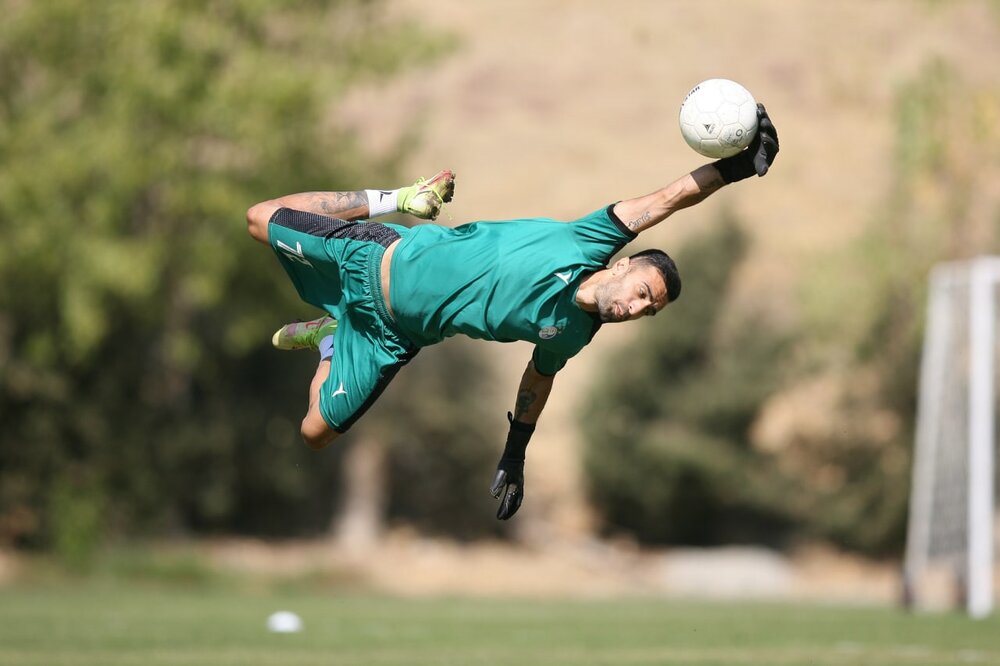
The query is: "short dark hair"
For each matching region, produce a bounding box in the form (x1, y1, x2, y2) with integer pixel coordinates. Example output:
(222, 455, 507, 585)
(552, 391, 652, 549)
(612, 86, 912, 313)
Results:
(629, 249, 681, 303)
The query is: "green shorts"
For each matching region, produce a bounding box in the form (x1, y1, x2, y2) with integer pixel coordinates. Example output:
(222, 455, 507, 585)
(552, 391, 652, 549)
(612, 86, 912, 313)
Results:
(268, 208, 418, 433)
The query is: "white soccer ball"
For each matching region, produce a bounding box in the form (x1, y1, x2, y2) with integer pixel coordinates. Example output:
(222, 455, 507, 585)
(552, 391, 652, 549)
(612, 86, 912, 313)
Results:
(678, 79, 758, 158)
(266, 610, 303, 633)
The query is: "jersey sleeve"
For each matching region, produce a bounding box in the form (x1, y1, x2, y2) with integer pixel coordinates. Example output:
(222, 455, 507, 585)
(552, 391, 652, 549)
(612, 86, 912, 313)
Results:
(532, 345, 569, 376)
(569, 204, 637, 265)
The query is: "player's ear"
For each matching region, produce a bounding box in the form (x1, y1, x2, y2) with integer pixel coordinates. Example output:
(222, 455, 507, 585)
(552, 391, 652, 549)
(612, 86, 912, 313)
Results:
(612, 256, 631, 275)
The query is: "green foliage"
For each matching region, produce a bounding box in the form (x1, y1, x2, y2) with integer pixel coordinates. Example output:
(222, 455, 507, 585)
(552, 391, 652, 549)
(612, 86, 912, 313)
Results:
(583, 218, 791, 546)
(47, 473, 105, 571)
(366, 339, 505, 539)
(795, 59, 1000, 555)
(585, 59, 1000, 555)
(850, 60, 999, 550)
(99, 546, 219, 587)
(0, 0, 457, 547)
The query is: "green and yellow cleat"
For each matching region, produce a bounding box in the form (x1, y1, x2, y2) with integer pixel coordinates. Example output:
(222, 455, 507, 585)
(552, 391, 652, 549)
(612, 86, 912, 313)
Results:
(398, 169, 455, 220)
(271, 315, 338, 351)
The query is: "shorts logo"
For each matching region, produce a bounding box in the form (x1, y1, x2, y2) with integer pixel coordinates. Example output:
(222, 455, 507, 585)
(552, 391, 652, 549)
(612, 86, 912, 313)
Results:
(331, 382, 347, 397)
(539, 326, 559, 340)
(554, 271, 572, 285)
(277, 239, 313, 267)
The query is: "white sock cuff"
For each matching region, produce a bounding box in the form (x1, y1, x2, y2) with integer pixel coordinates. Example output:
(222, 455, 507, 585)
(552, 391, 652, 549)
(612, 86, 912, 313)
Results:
(366, 189, 398, 218)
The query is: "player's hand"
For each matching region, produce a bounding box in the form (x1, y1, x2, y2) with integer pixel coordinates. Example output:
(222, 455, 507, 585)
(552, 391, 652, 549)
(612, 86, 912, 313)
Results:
(489, 457, 524, 520)
(714, 103, 780, 183)
(751, 104, 779, 176)
(489, 412, 534, 520)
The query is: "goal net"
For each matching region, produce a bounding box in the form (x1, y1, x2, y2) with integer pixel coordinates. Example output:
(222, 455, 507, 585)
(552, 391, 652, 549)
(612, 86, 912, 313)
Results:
(904, 257, 999, 618)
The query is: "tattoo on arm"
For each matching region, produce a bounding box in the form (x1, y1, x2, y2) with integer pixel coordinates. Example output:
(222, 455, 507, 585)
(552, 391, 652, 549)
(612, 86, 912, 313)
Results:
(626, 211, 652, 231)
(514, 388, 538, 421)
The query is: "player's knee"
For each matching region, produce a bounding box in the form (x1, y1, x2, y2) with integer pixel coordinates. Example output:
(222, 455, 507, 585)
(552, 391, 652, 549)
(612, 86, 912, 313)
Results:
(300, 417, 339, 451)
(246, 202, 275, 244)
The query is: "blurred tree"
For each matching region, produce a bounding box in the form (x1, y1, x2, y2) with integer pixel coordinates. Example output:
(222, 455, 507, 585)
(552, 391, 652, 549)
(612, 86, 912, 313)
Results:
(583, 59, 1000, 555)
(0, 0, 469, 555)
(357, 339, 505, 540)
(789, 58, 1000, 555)
(582, 217, 792, 546)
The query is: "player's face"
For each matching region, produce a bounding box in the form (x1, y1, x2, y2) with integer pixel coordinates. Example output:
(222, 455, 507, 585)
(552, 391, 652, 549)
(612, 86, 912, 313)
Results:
(594, 264, 669, 323)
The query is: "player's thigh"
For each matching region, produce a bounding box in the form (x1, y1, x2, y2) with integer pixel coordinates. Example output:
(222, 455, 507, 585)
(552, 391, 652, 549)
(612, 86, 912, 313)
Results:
(267, 211, 350, 316)
(318, 315, 416, 434)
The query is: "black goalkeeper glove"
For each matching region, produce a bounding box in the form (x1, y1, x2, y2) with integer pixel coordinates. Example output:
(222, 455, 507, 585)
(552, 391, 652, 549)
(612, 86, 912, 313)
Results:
(489, 413, 535, 520)
(713, 103, 780, 184)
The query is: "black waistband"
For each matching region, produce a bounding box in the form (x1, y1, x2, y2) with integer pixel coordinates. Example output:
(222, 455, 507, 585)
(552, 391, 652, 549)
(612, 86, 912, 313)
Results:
(269, 208, 401, 247)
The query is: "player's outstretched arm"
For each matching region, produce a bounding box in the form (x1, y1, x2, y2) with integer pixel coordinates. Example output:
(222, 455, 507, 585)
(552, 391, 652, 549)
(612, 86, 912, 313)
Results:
(613, 103, 779, 235)
(489, 359, 555, 520)
(614, 164, 726, 234)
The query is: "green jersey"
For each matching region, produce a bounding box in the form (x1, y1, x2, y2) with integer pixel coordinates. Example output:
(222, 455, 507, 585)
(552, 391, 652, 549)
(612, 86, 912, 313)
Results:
(388, 205, 635, 374)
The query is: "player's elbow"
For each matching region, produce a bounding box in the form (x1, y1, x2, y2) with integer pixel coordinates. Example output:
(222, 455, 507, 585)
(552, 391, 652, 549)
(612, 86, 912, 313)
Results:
(246, 201, 277, 244)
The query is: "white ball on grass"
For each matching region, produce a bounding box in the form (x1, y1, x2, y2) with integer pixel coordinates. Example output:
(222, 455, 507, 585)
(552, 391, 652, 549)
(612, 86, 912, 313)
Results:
(266, 610, 303, 633)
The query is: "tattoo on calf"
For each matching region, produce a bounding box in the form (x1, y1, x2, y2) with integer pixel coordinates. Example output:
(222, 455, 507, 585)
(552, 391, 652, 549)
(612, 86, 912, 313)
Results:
(311, 191, 367, 216)
(627, 211, 652, 230)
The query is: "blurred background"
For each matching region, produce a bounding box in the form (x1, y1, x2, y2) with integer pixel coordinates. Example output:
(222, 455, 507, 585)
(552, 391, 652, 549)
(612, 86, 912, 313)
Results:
(2, 0, 1000, 623)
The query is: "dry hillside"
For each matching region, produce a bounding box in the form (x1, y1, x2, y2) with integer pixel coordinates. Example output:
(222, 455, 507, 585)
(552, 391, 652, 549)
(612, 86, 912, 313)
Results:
(336, 0, 1000, 538)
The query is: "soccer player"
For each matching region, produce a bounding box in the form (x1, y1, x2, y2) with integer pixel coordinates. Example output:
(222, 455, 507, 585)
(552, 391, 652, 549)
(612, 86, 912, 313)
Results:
(246, 105, 779, 520)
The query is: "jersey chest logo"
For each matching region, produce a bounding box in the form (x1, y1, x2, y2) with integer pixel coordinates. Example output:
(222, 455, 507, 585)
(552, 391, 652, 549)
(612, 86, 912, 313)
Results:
(539, 325, 561, 340)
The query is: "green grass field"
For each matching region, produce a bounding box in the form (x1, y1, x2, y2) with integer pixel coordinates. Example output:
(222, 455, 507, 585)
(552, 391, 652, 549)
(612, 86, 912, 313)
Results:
(2, 582, 998, 666)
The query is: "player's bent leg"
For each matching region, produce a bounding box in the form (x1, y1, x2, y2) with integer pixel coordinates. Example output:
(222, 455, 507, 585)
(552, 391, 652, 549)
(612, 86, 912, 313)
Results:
(246, 201, 280, 244)
(317, 311, 417, 439)
(301, 405, 339, 450)
(301, 359, 340, 450)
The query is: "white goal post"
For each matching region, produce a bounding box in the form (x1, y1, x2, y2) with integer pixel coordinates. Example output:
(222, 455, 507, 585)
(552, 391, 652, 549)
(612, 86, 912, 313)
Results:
(904, 257, 998, 619)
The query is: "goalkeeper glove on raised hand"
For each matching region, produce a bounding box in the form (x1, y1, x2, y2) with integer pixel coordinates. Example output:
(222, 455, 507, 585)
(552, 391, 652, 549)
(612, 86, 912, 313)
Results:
(713, 103, 780, 183)
(489, 413, 535, 520)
